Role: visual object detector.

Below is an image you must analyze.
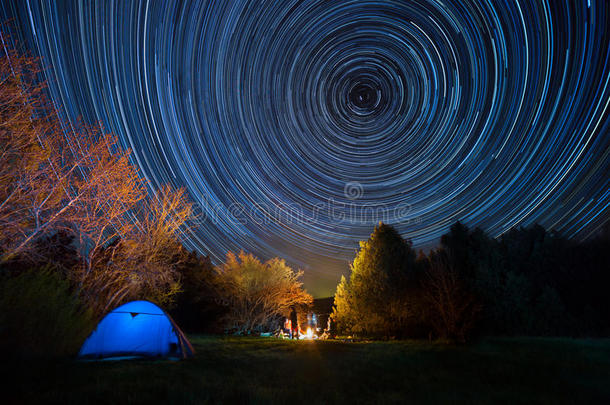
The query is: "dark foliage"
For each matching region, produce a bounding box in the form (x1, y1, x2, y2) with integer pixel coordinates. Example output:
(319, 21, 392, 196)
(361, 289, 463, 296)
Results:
(419, 249, 481, 342)
(333, 221, 610, 341)
(0, 266, 94, 358)
(440, 221, 610, 337)
(170, 251, 226, 333)
(0, 231, 79, 277)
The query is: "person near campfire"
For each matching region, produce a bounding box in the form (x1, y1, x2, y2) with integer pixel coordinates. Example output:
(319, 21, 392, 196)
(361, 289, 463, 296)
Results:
(290, 306, 299, 339)
(283, 317, 292, 338)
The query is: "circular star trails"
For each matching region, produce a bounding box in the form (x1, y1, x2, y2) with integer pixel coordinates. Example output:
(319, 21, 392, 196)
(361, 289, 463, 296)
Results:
(2, 0, 608, 295)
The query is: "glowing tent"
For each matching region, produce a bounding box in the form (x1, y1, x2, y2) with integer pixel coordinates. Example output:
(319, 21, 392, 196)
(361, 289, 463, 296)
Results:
(79, 300, 194, 359)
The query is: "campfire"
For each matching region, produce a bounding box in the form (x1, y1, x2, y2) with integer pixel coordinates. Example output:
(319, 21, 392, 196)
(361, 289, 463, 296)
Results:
(301, 327, 316, 340)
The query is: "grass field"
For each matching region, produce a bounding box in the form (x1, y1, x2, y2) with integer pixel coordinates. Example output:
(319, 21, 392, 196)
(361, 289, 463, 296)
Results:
(8, 336, 610, 404)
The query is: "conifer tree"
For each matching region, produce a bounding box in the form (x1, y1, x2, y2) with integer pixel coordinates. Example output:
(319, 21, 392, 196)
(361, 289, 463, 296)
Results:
(332, 223, 417, 337)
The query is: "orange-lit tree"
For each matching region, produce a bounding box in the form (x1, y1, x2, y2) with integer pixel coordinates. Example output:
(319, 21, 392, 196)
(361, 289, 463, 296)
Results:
(215, 251, 313, 334)
(121, 185, 193, 308)
(0, 35, 62, 261)
(81, 184, 194, 314)
(0, 34, 145, 266)
(1, 30, 194, 315)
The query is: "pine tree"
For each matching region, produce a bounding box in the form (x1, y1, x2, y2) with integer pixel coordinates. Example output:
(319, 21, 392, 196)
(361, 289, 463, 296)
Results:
(332, 223, 417, 337)
(332, 275, 355, 334)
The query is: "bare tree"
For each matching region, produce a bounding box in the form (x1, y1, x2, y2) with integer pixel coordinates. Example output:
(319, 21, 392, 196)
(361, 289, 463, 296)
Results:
(79, 184, 195, 315)
(215, 251, 313, 334)
(69, 128, 147, 273)
(1, 32, 195, 316)
(423, 254, 481, 342)
(0, 35, 63, 261)
(0, 35, 146, 265)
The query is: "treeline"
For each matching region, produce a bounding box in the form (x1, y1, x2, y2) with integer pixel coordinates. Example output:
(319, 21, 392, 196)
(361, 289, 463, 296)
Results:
(332, 222, 610, 341)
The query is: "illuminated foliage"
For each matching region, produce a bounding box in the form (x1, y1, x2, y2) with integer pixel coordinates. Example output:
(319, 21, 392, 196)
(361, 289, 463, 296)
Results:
(332, 223, 418, 337)
(215, 251, 313, 334)
(0, 31, 194, 316)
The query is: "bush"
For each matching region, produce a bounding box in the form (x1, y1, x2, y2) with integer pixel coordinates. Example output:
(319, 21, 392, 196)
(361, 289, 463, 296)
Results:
(0, 267, 94, 358)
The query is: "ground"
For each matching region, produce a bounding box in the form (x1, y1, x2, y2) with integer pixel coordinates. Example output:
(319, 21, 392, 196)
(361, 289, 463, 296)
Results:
(8, 336, 610, 404)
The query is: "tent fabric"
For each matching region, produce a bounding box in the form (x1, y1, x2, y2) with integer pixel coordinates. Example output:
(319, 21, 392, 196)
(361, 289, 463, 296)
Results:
(79, 300, 194, 359)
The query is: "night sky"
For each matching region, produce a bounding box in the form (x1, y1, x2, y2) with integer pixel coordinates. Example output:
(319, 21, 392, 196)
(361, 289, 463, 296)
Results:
(2, 1, 608, 296)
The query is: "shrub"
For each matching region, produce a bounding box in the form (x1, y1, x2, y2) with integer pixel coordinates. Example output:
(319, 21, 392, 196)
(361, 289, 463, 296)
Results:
(0, 267, 94, 358)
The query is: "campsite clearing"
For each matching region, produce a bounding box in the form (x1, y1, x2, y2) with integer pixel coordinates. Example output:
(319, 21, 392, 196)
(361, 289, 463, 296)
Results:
(8, 336, 610, 404)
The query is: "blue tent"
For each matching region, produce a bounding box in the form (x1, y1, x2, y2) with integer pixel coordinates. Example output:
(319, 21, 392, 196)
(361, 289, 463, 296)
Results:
(79, 300, 194, 359)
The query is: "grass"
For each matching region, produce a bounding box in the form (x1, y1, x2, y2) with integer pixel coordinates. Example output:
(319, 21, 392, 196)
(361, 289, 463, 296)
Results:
(7, 336, 610, 404)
